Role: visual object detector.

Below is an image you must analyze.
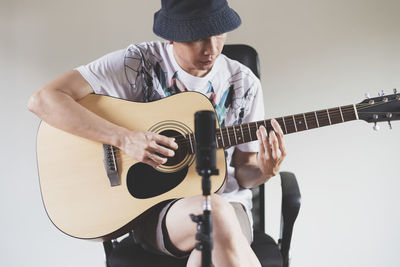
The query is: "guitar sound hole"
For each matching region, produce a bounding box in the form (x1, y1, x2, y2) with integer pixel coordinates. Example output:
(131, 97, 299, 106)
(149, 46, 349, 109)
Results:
(159, 129, 188, 167)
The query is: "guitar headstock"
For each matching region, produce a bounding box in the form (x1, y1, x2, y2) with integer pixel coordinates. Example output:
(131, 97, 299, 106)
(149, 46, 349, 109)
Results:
(356, 89, 400, 130)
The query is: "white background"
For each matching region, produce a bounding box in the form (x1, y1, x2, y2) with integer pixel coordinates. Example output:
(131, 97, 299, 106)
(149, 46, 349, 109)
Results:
(1, 0, 399, 266)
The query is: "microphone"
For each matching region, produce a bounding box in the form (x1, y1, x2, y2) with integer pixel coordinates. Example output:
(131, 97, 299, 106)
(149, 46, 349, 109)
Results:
(194, 111, 218, 176)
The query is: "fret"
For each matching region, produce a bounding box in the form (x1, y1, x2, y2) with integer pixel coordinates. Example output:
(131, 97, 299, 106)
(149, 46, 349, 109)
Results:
(314, 111, 320, 128)
(303, 113, 308, 130)
(240, 124, 246, 142)
(247, 123, 253, 141)
(339, 106, 344, 122)
(282, 116, 295, 134)
(328, 108, 343, 124)
(292, 115, 298, 132)
(327, 109, 332, 125)
(342, 104, 358, 121)
(294, 114, 307, 132)
(304, 112, 318, 129)
(225, 127, 231, 146)
(281, 117, 288, 134)
(219, 128, 225, 148)
(232, 125, 238, 144)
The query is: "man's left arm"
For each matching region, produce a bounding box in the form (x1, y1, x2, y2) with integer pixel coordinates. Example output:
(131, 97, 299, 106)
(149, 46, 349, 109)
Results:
(232, 119, 286, 189)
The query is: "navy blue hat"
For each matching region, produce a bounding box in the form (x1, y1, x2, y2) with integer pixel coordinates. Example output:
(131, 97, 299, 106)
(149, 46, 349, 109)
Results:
(153, 0, 242, 42)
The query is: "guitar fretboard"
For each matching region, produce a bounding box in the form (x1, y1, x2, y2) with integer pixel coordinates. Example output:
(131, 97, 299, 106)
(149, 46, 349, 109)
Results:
(187, 104, 358, 152)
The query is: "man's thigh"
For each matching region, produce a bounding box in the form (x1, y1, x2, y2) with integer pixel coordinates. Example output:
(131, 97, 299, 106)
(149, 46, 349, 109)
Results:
(164, 195, 205, 252)
(166, 195, 252, 252)
(133, 195, 252, 258)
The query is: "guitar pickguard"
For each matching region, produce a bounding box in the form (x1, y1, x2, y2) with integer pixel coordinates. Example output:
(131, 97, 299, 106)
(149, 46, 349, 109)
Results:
(126, 163, 189, 199)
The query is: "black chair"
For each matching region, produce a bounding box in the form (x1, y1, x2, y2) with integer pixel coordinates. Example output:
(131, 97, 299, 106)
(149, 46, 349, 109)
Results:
(103, 44, 301, 267)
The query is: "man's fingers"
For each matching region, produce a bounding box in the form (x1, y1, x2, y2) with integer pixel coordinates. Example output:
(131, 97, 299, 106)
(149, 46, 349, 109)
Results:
(269, 130, 281, 160)
(149, 141, 175, 158)
(270, 118, 287, 159)
(145, 133, 178, 158)
(257, 126, 271, 159)
(256, 129, 265, 155)
(271, 118, 284, 137)
(154, 134, 178, 150)
(145, 151, 168, 167)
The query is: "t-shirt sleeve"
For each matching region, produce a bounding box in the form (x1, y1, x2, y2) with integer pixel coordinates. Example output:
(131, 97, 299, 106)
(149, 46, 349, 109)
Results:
(75, 49, 130, 98)
(235, 79, 265, 153)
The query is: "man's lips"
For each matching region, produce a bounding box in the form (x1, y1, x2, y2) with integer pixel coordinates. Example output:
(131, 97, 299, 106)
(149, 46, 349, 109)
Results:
(200, 59, 214, 65)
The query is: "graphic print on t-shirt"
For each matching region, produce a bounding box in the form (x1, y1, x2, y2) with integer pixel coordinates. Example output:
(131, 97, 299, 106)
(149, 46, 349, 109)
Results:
(124, 42, 256, 128)
(155, 67, 239, 127)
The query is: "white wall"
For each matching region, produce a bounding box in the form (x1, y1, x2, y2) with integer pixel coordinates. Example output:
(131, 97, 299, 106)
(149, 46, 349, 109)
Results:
(1, 0, 399, 266)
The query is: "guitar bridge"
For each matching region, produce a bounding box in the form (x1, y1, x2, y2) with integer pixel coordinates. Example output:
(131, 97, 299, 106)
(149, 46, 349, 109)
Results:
(103, 144, 120, 186)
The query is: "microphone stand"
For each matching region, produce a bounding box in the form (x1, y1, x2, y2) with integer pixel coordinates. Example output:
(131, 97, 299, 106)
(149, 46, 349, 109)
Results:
(190, 168, 218, 267)
(191, 111, 219, 267)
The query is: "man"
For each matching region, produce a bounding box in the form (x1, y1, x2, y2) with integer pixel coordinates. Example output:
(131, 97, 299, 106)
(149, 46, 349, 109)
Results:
(28, 0, 286, 266)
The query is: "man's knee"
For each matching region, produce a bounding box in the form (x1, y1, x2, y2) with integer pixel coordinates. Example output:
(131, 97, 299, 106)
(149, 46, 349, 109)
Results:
(210, 194, 235, 218)
(210, 195, 240, 243)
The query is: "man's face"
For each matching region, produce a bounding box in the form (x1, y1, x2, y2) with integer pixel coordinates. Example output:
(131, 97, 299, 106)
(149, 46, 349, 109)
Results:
(171, 33, 227, 77)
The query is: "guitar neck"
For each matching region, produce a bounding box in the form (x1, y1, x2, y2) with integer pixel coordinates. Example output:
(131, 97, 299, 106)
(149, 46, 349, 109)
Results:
(210, 104, 358, 149)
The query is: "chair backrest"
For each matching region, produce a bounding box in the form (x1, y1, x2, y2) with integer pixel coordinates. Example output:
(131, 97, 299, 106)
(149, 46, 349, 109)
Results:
(222, 44, 261, 79)
(221, 44, 265, 232)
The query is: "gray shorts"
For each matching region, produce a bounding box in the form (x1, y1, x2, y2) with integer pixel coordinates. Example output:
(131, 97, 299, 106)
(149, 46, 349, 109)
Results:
(132, 199, 252, 258)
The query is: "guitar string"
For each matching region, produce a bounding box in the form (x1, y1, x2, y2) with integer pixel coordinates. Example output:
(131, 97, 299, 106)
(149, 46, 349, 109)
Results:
(111, 98, 400, 162)
(114, 100, 398, 155)
(357, 97, 399, 110)
(155, 100, 396, 142)
(153, 106, 359, 147)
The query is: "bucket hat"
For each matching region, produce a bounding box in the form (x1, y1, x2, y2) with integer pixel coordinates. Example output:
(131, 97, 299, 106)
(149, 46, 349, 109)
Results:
(153, 0, 241, 42)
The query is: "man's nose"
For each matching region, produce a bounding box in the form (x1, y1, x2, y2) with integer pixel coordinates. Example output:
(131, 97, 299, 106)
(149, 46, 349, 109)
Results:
(203, 37, 219, 56)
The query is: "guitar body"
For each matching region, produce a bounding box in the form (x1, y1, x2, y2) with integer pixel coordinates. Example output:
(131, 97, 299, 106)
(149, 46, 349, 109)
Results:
(36, 89, 400, 241)
(37, 92, 226, 240)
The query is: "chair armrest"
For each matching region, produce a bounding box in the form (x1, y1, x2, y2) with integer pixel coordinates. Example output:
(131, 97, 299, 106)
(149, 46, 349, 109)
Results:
(278, 171, 301, 267)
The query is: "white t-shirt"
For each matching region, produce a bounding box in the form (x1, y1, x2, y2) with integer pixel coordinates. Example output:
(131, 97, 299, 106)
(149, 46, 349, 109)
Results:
(76, 41, 265, 227)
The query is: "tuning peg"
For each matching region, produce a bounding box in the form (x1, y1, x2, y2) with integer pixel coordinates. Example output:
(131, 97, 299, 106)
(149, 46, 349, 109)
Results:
(372, 114, 380, 131)
(373, 122, 380, 131)
(386, 113, 393, 130)
(378, 90, 385, 96)
(365, 93, 370, 99)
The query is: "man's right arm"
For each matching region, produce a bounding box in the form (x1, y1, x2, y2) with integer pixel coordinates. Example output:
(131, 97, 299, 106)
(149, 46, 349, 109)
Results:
(28, 70, 177, 167)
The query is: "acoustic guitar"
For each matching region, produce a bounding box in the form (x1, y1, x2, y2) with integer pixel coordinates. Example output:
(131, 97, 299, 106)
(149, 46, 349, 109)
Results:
(36, 91, 400, 241)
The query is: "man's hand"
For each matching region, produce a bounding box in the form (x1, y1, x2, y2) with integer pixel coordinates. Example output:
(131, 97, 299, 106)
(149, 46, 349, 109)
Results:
(256, 119, 286, 178)
(119, 130, 178, 168)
